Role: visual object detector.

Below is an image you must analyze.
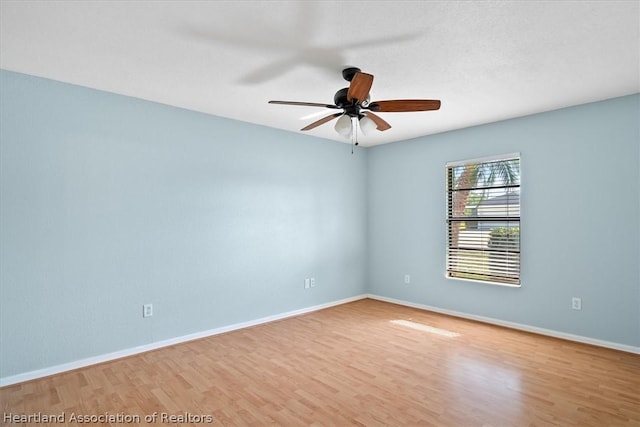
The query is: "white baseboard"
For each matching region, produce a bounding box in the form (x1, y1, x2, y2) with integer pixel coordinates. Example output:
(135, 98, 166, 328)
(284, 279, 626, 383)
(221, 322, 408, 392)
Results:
(4, 293, 635, 387)
(367, 293, 640, 355)
(0, 294, 368, 387)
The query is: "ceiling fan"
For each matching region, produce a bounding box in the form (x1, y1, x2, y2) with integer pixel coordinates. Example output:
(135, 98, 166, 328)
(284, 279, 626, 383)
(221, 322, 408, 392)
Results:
(268, 67, 441, 139)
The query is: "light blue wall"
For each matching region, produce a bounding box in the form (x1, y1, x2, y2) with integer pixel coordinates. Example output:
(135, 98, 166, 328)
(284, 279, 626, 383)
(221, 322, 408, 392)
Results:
(368, 94, 640, 347)
(1, 69, 638, 381)
(0, 70, 368, 378)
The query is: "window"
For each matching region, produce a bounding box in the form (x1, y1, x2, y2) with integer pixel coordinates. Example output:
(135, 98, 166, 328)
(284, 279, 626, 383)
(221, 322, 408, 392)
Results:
(446, 154, 521, 286)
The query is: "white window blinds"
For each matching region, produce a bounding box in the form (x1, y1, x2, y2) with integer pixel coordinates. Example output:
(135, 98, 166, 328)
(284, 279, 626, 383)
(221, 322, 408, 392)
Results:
(446, 155, 521, 286)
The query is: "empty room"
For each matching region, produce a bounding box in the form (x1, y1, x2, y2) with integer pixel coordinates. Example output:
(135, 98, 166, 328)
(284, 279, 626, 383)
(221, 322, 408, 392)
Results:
(1, 1, 639, 426)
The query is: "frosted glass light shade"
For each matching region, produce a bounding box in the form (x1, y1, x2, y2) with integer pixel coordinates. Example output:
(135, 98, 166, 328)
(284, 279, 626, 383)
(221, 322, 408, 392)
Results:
(334, 114, 352, 138)
(359, 115, 377, 135)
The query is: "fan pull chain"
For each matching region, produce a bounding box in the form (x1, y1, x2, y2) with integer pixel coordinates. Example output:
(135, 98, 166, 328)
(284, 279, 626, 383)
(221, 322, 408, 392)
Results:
(351, 117, 358, 154)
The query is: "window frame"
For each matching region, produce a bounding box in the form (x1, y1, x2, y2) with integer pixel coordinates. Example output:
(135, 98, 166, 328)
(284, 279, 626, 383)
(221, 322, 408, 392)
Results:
(445, 153, 521, 287)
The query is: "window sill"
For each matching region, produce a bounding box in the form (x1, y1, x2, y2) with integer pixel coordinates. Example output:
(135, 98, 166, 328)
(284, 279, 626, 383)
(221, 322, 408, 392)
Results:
(446, 275, 521, 288)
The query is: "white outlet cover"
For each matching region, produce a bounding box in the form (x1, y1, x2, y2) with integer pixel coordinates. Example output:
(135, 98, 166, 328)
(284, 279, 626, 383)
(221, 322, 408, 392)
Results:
(572, 298, 582, 310)
(143, 304, 153, 317)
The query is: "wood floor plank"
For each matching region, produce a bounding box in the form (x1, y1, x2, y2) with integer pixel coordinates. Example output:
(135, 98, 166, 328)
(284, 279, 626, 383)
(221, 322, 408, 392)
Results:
(1, 299, 639, 426)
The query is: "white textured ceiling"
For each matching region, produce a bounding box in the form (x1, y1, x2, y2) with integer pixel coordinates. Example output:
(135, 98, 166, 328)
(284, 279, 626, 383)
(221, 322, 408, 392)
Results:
(1, 1, 639, 146)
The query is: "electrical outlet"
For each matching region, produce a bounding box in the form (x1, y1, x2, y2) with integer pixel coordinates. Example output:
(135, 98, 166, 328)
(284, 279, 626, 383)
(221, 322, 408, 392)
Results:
(572, 297, 582, 310)
(304, 278, 310, 289)
(143, 304, 153, 317)
(404, 274, 411, 284)
(310, 278, 316, 288)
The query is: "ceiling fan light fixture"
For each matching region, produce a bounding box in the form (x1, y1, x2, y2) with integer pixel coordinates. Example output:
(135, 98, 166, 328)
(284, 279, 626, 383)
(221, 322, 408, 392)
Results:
(359, 115, 377, 136)
(334, 114, 352, 138)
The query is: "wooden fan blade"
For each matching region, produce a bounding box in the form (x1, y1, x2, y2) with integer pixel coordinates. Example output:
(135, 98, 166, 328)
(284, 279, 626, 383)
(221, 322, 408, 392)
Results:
(347, 72, 374, 103)
(363, 112, 391, 131)
(301, 113, 342, 131)
(269, 100, 339, 109)
(368, 99, 441, 112)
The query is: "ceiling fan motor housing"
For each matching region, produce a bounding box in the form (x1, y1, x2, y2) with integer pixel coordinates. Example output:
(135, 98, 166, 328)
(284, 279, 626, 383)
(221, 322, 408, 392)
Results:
(334, 87, 369, 117)
(334, 88, 350, 107)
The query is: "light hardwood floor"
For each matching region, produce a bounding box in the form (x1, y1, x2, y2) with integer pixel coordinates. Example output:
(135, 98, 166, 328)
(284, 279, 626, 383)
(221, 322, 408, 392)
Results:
(1, 298, 639, 426)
